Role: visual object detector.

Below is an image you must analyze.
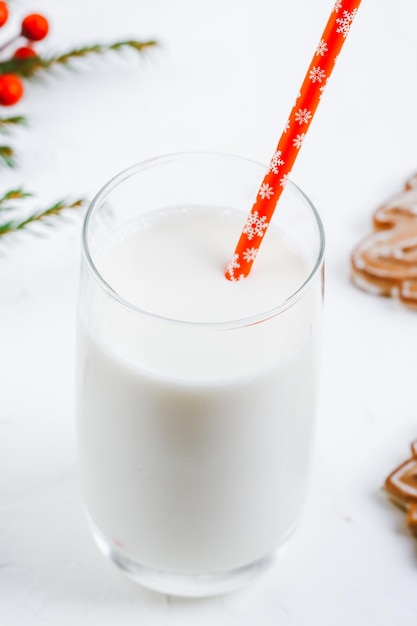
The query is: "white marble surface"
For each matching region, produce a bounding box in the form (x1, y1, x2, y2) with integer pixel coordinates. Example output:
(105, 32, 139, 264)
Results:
(1, 0, 417, 623)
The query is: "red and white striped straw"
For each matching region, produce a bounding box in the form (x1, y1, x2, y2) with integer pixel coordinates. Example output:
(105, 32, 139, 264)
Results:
(225, 0, 362, 281)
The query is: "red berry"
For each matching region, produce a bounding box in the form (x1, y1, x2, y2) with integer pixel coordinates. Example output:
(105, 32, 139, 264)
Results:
(0, 2, 8, 28)
(13, 46, 37, 59)
(21, 14, 49, 41)
(0, 74, 24, 106)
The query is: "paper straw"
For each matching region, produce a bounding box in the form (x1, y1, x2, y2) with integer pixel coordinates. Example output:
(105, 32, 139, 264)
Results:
(225, 0, 361, 281)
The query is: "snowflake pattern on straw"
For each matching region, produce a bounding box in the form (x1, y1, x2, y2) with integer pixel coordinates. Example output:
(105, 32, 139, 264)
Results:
(315, 39, 328, 56)
(225, 253, 242, 282)
(242, 247, 258, 263)
(294, 108, 312, 125)
(259, 183, 274, 200)
(336, 9, 358, 38)
(269, 150, 285, 174)
(292, 133, 305, 149)
(242, 211, 269, 241)
(225, 0, 361, 280)
(280, 174, 289, 188)
(309, 66, 326, 83)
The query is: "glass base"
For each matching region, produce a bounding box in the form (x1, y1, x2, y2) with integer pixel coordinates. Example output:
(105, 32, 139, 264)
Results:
(91, 524, 276, 597)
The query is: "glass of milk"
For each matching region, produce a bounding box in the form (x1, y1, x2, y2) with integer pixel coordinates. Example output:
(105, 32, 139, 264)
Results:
(76, 152, 324, 597)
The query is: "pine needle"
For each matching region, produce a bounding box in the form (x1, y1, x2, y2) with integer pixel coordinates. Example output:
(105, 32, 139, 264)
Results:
(0, 188, 32, 210)
(0, 197, 85, 236)
(0, 116, 26, 132)
(0, 145, 15, 167)
(0, 39, 158, 79)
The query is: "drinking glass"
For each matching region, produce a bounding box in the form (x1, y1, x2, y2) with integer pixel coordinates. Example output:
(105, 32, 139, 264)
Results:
(76, 152, 325, 597)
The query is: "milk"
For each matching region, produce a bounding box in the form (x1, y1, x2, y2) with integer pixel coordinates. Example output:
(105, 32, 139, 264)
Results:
(77, 205, 321, 577)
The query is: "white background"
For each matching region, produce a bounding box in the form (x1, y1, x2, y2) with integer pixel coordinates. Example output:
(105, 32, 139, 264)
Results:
(1, 0, 417, 624)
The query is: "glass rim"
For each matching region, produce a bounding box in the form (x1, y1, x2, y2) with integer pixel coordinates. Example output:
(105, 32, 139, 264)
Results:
(81, 151, 325, 330)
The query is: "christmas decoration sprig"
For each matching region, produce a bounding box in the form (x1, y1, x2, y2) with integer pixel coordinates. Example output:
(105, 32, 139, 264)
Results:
(0, 195, 84, 237)
(0, 2, 157, 239)
(0, 40, 158, 81)
(0, 114, 25, 130)
(0, 114, 24, 165)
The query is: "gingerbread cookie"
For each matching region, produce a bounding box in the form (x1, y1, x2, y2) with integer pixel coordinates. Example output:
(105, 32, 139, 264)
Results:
(384, 441, 417, 538)
(351, 173, 417, 309)
(407, 503, 417, 538)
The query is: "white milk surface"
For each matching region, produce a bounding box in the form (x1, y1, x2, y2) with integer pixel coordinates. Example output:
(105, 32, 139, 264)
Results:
(77, 207, 320, 574)
(94, 205, 309, 323)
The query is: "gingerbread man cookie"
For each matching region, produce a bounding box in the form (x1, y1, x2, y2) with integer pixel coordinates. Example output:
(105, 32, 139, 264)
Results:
(407, 503, 417, 538)
(384, 441, 417, 538)
(351, 173, 417, 309)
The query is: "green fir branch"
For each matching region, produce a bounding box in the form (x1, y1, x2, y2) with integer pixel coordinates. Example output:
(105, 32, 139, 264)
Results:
(0, 187, 32, 210)
(0, 145, 15, 167)
(0, 116, 26, 132)
(0, 39, 158, 79)
(0, 197, 85, 236)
